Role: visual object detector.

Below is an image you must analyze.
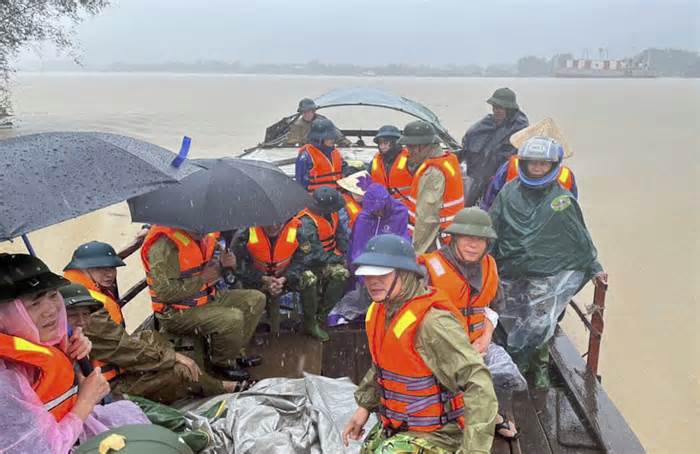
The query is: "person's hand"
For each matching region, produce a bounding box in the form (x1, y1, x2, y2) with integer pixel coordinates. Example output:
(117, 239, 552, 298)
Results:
(220, 251, 237, 270)
(199, 264, 221, 283)
(175, 352, 201, 382)
(72, 367, 110, 420)
(67, 327, 92, 361)
(471, 333, 491, 356)
(592, 272, 608, 288)
(342, 407, 370, 446)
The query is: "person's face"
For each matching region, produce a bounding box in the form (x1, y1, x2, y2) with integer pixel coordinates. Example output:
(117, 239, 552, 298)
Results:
(302, 110, 316, 122)
(87, 267, 117, 288)
(455, 235, 488, 263)
(67, 307, 94, 330)
(322, 137, 335, 148)
(20, 289, 62, 342)
(351, 193, 364, 203)
(364, 271, 401, 302)
(263, 224, 284, 237)
(492, 105, 507, 123)
(378, 139, 392, 154)
(406, 144, 431, 166)
(525, 160, 553, 178)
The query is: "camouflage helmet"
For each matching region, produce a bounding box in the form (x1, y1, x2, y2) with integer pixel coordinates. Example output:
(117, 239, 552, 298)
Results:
(444, 207, 497, 240)
(297, 97, 318, 113)
(0, 253, 69, 303)
(310, 186, 344, 215)
(397, 120, 439, 146)
(64, 241, 125, 271)
(60, 284, 102, 310)
(486, 87, 519, 110)
(74, 424, 194, 454)
(308, 118, 341, 143)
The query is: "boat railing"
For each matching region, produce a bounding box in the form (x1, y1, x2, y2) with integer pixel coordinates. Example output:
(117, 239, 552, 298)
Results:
(568, 282, 608, 378)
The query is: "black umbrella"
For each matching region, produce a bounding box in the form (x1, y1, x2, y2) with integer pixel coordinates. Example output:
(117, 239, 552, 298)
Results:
(127, 158, 312, 233)
(0, 132, 195, 241)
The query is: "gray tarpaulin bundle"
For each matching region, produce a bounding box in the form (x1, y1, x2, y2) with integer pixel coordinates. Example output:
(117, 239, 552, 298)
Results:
(175, 373, 376, 453)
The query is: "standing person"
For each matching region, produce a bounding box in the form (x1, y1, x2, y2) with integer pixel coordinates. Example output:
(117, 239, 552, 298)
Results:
(287, 97, 351, 146)
(295, 118, 347, 192)
(140, 226, 266, 381)
(489, 136, 607, 388)
(399, 120, 464, 254)
(419, 207, 521, 440)
(369, 125, 413, 205)
(342, 235, 497, 453)
(461, 88, 529, 206)
(0, 253, 149, 453)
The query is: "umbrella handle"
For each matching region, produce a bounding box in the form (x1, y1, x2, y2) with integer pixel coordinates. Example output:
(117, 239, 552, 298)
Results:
(171, 136, 191, 168)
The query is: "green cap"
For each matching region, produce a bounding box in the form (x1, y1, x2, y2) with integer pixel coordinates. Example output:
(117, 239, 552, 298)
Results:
(64, 241, 125, 271)
(486, 87, 519, 110)
(59, 284, 102, 310)
(444, 207, 497, 240)
(397, 120, 439, 146)
(0, 253, 70, 303)
(74, 424, 194, 454)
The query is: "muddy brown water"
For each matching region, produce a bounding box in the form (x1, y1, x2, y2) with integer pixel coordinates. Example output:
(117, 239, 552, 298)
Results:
(1, 73, 697, 453)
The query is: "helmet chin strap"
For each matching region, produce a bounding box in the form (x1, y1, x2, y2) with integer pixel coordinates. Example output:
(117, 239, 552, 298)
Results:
(376, 272, 400, 304)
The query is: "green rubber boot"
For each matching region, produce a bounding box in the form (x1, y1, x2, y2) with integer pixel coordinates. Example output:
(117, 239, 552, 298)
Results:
(532, 345, 551, 390)
(267, 295, 281, 336)
(301, 284, 329, 342)
(321, 271, 348, 319)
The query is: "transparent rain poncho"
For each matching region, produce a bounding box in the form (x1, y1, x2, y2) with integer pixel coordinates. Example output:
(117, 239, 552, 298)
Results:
(484, 343, 527, 391)
(0, 298, 149, 453)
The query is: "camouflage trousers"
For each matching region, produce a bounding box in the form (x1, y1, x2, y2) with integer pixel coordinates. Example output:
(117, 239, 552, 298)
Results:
(361, 424, 453, 454)
(299, 263, 349, 319)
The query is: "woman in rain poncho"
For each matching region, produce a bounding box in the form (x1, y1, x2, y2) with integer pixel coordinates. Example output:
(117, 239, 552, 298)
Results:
(0, 253, 149, 453)
(489, 136, 607, 388)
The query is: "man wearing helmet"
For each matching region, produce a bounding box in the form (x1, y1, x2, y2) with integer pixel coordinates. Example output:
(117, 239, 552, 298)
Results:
(489, 136, 607, 388)
(295, 117, 350, 192)
(369, 125, 413, 205)
(287, 97, 351, 146)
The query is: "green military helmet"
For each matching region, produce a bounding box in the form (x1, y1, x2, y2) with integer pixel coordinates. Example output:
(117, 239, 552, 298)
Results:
(444, 207, 498, 240)
(373, 125, 401, 144)
(397, 120, 439, 146)
(297, 97, 318, 113)
(59, 283, 102, 310)
(64, 241, 126, 271)
(310, 186, 344, 215)
(75, 424, 194, 454)
(486, 87, 519, 110)
(353, 234, 423, 276)
(0, 253, 69, 303)
(308, 118, 341, 142)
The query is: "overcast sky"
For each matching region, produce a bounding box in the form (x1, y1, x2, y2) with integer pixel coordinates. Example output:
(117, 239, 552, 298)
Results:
(20, 0, 700, 66)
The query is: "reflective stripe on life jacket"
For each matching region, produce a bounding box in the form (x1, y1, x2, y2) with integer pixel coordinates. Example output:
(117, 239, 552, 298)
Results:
(418, 252, 498, 342)
(246, 219, 300, 276)
(63, 269, 124, 326)
(370, 149, 414, 204)
(365, 288, 466, 432)
(505, 156, 575, 191)
(406, 152, 465, 238)
(297, 209, 341, 255)
(0, 333, 78, 421)
(300, 144, 343, 191)
(341, 192, 361, 229)
(141, 226, 220, 313)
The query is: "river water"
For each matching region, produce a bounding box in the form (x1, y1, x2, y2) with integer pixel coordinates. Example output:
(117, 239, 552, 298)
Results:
(1, 73, 697, 453)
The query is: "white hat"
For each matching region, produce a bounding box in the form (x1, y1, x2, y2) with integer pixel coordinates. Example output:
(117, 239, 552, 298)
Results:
(355, 265, 395, 276)
(510, 117, 573, 158)
(337, 170, 370, 196)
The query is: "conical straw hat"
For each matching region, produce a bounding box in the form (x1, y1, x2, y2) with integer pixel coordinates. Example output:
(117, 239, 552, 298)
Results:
(510, 118, 573, 158)
(337, 170, 369, 195)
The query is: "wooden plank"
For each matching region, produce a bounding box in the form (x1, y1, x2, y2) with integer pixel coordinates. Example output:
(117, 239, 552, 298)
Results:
(322, 324, 372, 384)
(492, 391, 515, 454)
(510, 390, 552, 454)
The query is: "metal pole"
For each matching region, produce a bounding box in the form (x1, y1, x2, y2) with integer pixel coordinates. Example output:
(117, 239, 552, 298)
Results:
(586, 282, 608, 377)
(21, 234, 37, 256)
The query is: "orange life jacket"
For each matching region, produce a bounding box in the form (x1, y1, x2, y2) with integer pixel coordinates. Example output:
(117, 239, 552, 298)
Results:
(246, 219, 300, 276)
(341, 192, 361, 229)
(365, 288, 466, 432)
(63, 269, 125, 382)
(297, 209, 342, 255)
(300, 144, 343, 191)
(505, 156, 574, 190)
(406, 152, 465, 240)
(141, 226, 220, 313)
(0, 333, 78, 421)
(370, 149, 414, 203)
(419, 252, 499, 342)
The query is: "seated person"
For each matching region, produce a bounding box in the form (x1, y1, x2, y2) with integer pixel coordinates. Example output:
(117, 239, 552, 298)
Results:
(62, 283, 242, 403)
(295, 118, 347, 192)
(292, 187, 350, 341)
(419, 207, 522, 440)
(369, 124, 413, 205)
(0, 253, 148, 453)
(489, 136, 607, 388)
(336, 170, 368, 231)
(287, 97, 351, 146)
(140, 226, 266, 382)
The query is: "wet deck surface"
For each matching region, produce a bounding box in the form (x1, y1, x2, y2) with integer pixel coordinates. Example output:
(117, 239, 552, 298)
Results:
(247, 324, 643, 454)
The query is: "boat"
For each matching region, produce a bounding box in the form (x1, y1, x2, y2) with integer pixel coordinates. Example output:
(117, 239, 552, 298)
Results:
(553, 53, 657, 78)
